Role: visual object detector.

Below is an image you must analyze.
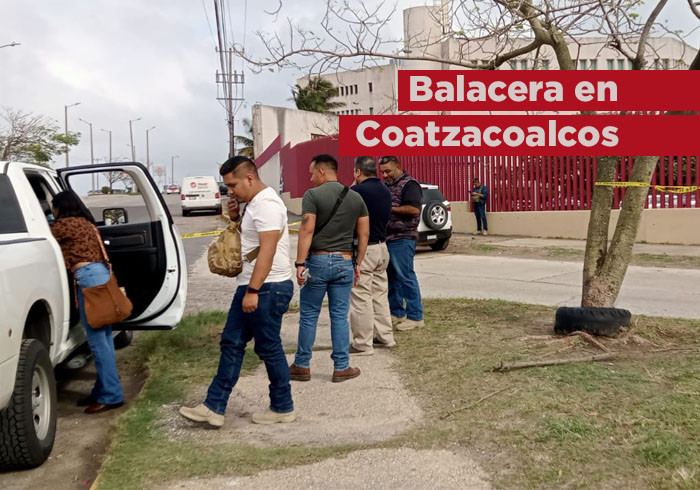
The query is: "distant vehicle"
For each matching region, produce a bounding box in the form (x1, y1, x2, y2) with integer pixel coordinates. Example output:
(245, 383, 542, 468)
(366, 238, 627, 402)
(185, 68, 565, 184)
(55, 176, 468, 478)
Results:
(218, 182, 228, 197)
(87, 190, 102, 196)
(181, 176, 222, 216)
(166, 184, 180, 194)
(418, 183, 452, 251)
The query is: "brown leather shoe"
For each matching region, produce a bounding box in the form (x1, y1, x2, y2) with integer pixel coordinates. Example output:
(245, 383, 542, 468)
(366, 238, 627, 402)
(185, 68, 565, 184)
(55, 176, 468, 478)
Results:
(84, 402, 124, 414)
(332, 366, 361, 383)
(290, 364, 311, 381)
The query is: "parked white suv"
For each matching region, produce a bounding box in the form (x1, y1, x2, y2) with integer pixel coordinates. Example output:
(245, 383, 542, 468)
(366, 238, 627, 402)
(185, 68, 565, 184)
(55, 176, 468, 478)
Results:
(0, 161, 187, 470)
(417, 184, 453, 251)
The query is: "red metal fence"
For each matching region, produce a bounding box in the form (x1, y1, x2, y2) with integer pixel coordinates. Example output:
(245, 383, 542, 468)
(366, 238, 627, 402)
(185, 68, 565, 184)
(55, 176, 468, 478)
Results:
(276, 136, 699, 212)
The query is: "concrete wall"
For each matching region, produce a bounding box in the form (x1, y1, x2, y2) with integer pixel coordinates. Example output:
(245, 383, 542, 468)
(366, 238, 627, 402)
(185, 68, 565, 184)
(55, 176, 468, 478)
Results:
(252, 104, 339, 158)
(282, 192, 700, 244)
(258, 152, 281, 193)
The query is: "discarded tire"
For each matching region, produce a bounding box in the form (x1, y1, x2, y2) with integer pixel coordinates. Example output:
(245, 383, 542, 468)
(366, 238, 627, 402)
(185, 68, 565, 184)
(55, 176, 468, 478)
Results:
(554, 307, 631, 337)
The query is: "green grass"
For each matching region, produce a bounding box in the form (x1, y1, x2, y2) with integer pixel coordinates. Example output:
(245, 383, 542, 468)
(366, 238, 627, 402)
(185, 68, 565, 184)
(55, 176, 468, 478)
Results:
(97, 312, 358, 489)
(393, 299, 700, 490)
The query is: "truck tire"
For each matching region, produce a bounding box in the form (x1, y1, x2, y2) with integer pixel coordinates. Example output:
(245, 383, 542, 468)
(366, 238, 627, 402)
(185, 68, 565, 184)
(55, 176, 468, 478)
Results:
(554, 307, 631, 337)
(0, 339, 57, 470)
(422, 202, 448, 231)
(430, 237, 450, 251)
(113, 330, 133, 350)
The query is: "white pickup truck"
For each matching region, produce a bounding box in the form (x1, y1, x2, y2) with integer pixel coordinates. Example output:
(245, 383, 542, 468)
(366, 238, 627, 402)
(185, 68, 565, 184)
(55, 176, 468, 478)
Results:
(0, 161, 187, 470)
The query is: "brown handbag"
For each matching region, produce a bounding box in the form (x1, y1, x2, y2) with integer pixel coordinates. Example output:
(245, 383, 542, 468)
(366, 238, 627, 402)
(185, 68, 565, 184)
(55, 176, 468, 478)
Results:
(81, 226, 133, 328)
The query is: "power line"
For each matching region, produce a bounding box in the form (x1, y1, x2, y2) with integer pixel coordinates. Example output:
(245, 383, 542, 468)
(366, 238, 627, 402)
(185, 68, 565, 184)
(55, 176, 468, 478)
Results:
(201, 0, 217, 47)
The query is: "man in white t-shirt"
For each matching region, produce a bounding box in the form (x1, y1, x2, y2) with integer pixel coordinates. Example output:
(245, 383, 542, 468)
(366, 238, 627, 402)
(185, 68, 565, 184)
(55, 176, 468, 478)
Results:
(179, 156, 295, 427)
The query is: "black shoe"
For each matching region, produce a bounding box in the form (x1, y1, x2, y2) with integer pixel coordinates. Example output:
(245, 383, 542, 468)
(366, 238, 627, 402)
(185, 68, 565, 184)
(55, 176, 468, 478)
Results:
(77, 395, 97, 407)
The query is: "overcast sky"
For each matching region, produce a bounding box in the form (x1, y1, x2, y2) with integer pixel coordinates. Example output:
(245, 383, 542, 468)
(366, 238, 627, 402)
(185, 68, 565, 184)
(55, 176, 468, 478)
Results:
(1, 0, 697, 187)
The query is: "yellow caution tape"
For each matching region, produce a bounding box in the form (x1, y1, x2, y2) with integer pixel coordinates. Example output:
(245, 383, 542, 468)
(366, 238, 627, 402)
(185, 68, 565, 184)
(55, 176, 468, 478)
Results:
(595, 182, 700, 193)
(180, 230, 222, 239)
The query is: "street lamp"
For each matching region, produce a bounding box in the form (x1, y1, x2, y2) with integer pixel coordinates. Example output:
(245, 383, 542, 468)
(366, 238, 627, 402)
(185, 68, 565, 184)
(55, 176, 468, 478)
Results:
(146, 126, 156, 173)
(129, 117, 142, 161)
(64, 102, 80, 167)
(171, 155, 180, 185)
(100, 128, 112, 162)
(78, 118, 95, 191)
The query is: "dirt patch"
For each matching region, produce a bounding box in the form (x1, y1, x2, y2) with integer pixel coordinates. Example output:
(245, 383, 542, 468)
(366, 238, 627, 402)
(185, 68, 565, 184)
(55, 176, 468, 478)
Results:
(0, 345, 146, 490)
(157, 448, 491, 490)
(163, 350, 423, 448)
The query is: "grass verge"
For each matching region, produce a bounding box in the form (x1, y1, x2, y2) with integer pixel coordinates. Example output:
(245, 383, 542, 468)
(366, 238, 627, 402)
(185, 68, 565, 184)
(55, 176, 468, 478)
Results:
(97, 312, 357, 490)
(394, 299, 700, 490)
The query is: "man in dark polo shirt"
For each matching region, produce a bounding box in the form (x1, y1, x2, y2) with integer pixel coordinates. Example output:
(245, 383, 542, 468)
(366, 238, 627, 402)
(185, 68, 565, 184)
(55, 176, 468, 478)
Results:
(379, 156, 424, 331)
(290, 154, 370, 383)
(349, 156, 396, 355)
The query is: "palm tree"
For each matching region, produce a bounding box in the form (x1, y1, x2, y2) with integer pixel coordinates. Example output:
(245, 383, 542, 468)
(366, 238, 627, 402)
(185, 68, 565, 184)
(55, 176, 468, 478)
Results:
(291, 78, 344, 113)
(235, 118, 254, 157)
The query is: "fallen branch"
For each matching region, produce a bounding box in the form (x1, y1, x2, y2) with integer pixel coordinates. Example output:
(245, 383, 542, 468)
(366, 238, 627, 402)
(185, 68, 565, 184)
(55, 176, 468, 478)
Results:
(568, 331, 611, 353)
(440, 386, 511, 419)
(492, 353, 617, 372)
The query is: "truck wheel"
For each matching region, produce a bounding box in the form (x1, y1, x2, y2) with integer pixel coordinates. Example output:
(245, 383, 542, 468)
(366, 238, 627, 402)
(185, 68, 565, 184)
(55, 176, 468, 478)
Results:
(430, 237, 451, 251)
(0, 339, 57, 470)
(113, 330, 133, 350)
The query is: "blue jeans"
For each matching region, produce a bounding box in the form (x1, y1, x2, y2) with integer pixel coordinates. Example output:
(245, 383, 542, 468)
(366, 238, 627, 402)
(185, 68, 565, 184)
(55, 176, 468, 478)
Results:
(75, 262, 124, 405)
(386, 239, 423, 321)
(295, 254, 354, 371)
(205, 280, 294, 415)
(474, 204, 488, 231)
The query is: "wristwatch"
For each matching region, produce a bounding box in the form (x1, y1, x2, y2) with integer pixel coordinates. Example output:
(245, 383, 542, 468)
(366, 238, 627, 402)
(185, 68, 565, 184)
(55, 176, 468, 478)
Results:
(246, 286, 260, 294)
(294, 261, 305, 268)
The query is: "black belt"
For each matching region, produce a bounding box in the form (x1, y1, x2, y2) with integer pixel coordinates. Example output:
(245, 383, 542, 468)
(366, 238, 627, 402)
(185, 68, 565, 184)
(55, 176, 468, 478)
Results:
(368, 240, 386, 245)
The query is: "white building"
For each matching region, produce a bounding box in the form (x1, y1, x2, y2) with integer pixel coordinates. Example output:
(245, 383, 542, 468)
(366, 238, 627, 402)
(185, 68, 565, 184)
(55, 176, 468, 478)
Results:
(297, 6, 698, 116)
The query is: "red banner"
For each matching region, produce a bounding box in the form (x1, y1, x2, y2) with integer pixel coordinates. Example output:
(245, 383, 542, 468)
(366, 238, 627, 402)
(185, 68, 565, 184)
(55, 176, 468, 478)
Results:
(397, 70, 700, 112)
(338, 115, 700, 156)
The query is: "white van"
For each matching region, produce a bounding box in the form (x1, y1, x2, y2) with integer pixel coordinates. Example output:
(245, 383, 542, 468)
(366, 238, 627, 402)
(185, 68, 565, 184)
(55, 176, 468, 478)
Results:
(180, 176, 222, 216)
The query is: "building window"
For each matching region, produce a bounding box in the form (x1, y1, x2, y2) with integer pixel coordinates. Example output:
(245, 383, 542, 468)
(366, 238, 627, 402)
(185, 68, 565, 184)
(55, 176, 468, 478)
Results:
(509, 60, 517, 70)
(663, 58, 670, 70)
(589, 59, 597, 70)
(368, 82, 373, 93)
(617, 59, 625, 70)
(579, 59, 587, 70)
(369, 107, 374, 115)
(627, 59, 633, 69)
(520, 59, 528, 70)
(653, 59, 659, 70)
(607, 59, 614, 70)
(542, 59, 550, 70)
(354, 84, 358, 94)
(341, 86, 345, 96)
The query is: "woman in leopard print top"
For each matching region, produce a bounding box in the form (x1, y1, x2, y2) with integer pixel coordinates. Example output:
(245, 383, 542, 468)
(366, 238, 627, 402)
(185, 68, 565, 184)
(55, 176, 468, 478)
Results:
(51, 191, 124, 414)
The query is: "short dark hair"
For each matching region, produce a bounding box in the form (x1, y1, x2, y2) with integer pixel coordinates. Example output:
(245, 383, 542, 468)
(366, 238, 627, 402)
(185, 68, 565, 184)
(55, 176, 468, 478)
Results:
(354, 156, 378, 177)
(379, 156, 400, 166)
(311, 154, 338, 173)
(52, 190, 95, 224)
(220, 155, 258, 178)
(473, 177, 481, 182)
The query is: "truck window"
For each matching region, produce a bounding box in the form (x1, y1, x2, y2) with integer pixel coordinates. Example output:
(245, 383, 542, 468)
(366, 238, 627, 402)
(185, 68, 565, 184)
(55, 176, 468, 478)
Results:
(0, 175, 28, 234)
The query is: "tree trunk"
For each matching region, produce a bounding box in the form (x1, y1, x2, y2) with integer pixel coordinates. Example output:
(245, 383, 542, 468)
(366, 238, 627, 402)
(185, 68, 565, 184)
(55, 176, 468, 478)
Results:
(582, 156, 658, 307)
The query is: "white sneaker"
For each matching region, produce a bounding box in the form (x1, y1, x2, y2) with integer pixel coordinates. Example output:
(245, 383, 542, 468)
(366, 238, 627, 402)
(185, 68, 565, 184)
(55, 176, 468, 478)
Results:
(482, 230, 488, 236)
(252, 409, 297, 425)
(179, 404, 224, 428)
(391, 316, 407, 328)
(396, 319, 425, 331)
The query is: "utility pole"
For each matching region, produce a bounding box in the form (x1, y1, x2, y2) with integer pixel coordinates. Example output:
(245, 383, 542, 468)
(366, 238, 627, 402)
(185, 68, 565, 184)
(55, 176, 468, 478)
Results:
(171, 155, 180, 185)
(78, 118, 95, 191)
(129, 117, 141, 161)
(100, 128, 112, 162)
(146, 126, 156, 174)
(213, 0, 244, 157)
(64, 102, 80, 167)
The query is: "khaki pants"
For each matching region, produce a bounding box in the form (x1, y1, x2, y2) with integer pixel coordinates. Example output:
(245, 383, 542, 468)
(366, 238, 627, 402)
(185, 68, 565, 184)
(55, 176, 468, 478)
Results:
(350, 242, 395, 351)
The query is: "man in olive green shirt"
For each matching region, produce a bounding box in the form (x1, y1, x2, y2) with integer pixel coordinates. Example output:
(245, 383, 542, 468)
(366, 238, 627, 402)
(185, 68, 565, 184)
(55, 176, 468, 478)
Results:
(291, 154, 370, 383)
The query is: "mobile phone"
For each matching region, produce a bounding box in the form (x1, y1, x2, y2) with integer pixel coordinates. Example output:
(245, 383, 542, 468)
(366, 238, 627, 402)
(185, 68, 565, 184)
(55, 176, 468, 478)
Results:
(300, 268, 310, 288)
